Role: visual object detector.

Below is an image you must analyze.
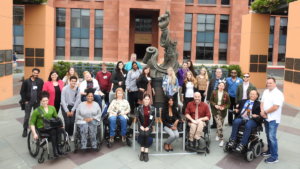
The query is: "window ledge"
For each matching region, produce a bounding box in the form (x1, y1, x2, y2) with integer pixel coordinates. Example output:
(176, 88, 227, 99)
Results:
(221, 5, 231, 8)
(197, 4, 217, 7)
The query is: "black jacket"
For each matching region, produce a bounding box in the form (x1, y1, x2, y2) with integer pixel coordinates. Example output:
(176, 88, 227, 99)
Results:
(162, 106, 180, 128)
(20, 77, 44, 102)
(136, 75, 150, 90)
(207, 77, 226, 101)
(135, 105, 156, 129)
(111, 70, 127, 92)
(236, 99, 263, 125)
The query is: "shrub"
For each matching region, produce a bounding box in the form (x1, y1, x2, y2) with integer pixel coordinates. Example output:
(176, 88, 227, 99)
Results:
(53, 61, 72, 79)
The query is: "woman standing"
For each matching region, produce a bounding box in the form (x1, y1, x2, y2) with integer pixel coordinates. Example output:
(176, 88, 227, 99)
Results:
(126, 61, 142, 114)
(196, 67, 209, 102)
(162, 97, 180, 152)
(43, 71, 64, 112)
(177, 61, 189, 88)
(111, 61, 127, 92)
(136, 66, 155, 105)
(62, 67, 79, 86)
(76, 88, 102, 150)
(162, 67, 179, 107)
(30, 91, 64, 158)
(210, 82, 230, 147)
(187, 60, 197, 77)
(181, 71, 197, 113)
(135, 94, 156, 162)
(107, 88, 130, 144)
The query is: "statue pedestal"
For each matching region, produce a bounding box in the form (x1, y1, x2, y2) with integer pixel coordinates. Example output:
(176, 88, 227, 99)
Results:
(152, 78, 165, 109)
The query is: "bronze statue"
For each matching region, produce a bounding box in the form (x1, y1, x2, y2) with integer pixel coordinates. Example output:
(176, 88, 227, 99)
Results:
(143, 11, 179, 78)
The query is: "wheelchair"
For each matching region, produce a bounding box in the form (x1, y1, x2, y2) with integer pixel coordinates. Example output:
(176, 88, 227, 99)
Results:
(27, 129, 71, 163)
(184, 120, 211, 155)
(102, 114, 132, 148)
(223, 123, 264, 162)
(73, 122, 103, 153)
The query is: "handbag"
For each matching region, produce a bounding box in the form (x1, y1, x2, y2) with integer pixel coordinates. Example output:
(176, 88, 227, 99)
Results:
(37, 107, 63, 130)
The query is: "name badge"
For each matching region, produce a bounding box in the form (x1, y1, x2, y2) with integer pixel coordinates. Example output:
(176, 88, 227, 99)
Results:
(33, 86, 38, 90)
(103, 76, 107, 79)
(149, 115, 153, 120)
(236, 80, 240, 83)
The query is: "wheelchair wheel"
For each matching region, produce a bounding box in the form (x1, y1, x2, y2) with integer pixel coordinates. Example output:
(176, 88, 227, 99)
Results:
(126, 137, 132, 147)
(246, 150, 254, 162)
(38, 157, 45, 163)
(253, 142, 262, 157)
(27, 130, 40, 157)
(223, 142, 229, 153)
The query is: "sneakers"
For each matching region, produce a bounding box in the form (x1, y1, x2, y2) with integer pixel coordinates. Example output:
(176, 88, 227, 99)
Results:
(22, 129, 27, 137)
(70, 135, 75, 142)
(261, 151, 271, 157)
(227, 139, 236, 148)
(264, 157, 279, 163)
(219, 140, 224, 147)
(215, 136, 220, 141)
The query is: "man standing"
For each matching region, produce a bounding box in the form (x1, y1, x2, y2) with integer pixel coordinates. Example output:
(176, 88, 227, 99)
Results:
(206, 68, 226, 128)
(20, 68, 44, 137)
(61, 76, 81, 140)
(226, 69, 242, 126)
(96, 63, 112, 104)
(185, 92, 211, 149)
(260, 77, 284, 163)
(235, 73, 257, 104)
(124, 53, 142, 71)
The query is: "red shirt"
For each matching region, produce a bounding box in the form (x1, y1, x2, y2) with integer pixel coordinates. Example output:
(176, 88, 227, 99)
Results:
(96, 71, 112, 92)
(185, 101, 211, 120)
(143, 106, 150, 127)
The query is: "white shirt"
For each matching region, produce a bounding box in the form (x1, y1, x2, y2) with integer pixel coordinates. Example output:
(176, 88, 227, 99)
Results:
(79, 78, 101, 95)
(242, 82, 249, 100)
(185, 82, 194, 98)
(217, 91, 224, 105)
(261, 87, 284, 123)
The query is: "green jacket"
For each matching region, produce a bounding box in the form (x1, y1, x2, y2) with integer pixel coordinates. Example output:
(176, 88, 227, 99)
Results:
(235, 82, 257, 104)
(210, 90, 231, 118)
(30, 106, 58, 129)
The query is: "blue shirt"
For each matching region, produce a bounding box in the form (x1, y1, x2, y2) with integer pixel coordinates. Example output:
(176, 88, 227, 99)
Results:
(124, 61, 142, 71)
(226, 77, 242, 97)
(162, 75, 179, 96)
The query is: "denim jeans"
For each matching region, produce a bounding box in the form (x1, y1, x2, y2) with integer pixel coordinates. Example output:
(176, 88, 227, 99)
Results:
(230, 118, 257, 145)
(265, 120, 279, 159)
(109, 115, 127, 137)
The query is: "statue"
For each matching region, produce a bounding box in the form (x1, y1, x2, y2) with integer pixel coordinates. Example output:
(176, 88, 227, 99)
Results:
(143, 11, 179, 78)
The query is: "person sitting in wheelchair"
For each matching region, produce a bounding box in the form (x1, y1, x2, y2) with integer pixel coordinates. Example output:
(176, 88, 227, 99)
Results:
(30, 91, 64, 158)
(185, 92, 211, 149)
(107, 87, 130, 144)
(76, 88, 102, 151)
(227, 90, 263, 152)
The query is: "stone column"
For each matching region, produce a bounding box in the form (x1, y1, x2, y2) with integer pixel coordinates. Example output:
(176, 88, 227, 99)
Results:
(283, 1, 300, 107)
(24, 4, 55, 81)
(239, 13, 270, 89)
(0, 0, 13, 101)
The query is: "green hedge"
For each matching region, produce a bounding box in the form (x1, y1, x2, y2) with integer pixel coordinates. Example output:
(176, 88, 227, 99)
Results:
(250, 0, 297, 13)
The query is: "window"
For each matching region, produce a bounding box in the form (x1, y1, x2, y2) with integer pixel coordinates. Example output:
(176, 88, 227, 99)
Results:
(56, 8, 66, 60)
(95, 10, 103, 61)
(219, 15, 229, 62)
(221, 0, 230, 5)
(196, 14, 215, 62)
(186, 0, 194, 3)
(278, 17, 287, 65)
(198, 0, 216, 4)
(184, 14, 193, 60)
(268, 16, 275, 63)
(135, 17, 152, 32)
(13, 6, 24, 55)
(71, 9, 90, 60)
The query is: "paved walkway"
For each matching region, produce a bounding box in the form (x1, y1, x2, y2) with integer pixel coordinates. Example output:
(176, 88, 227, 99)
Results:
(0, 74, 300, 169)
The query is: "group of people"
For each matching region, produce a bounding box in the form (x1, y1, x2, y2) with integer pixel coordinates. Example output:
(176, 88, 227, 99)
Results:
(20, 54, 284, 164)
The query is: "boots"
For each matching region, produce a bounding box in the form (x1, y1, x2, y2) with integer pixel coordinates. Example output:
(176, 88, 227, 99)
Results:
(22, 129, 27, 137)
(139, 152, 144, 161)
(143, 152, 149, 162)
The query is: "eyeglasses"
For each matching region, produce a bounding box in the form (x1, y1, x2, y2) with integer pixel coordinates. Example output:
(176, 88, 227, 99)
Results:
(243, 76, 250, 78)
(231, 72, 237, 74)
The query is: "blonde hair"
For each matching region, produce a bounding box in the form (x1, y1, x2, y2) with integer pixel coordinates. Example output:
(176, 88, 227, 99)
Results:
(200, 67, 209, 81)
(115, 88, 124, 99)
(65, 67, 79, 79)
(184, 71, 197, 85)
(167, 67, 177, 85)
(83, 71, 91, 77)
